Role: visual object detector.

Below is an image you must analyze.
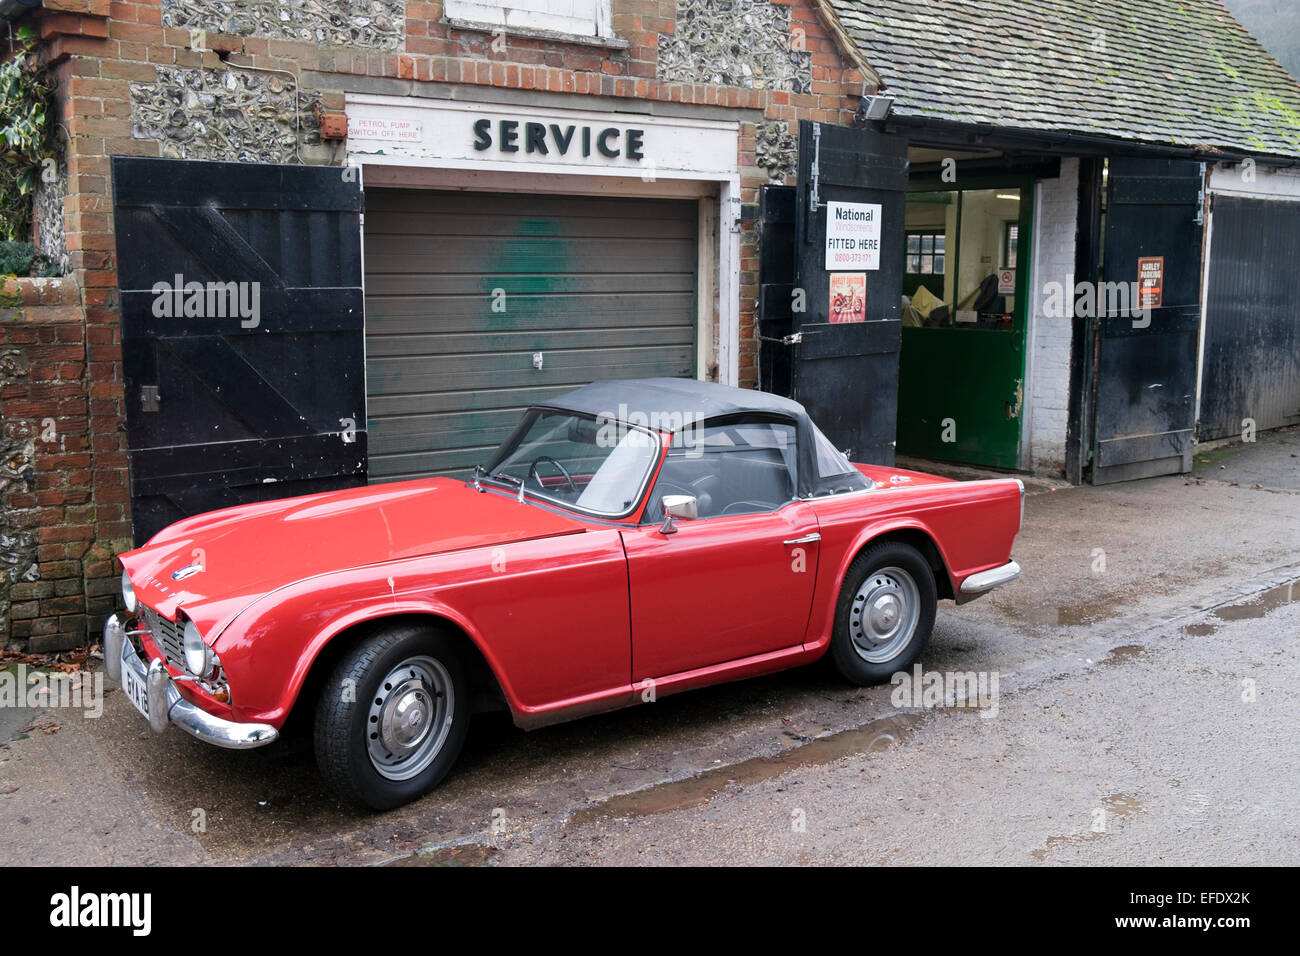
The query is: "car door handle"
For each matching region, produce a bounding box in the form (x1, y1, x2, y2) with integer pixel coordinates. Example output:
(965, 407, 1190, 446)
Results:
(783, 533, 821, 545)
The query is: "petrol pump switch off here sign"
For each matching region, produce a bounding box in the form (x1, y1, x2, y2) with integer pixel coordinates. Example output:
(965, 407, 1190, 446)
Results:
(825, 201, 883, 271)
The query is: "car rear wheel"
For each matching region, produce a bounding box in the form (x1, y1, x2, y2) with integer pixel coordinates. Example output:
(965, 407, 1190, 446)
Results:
(314, 623, 470, 810)
(830, 542, 937, 685)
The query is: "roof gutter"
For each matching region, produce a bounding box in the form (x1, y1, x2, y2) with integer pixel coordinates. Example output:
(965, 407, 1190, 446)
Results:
(885, 112, 1300, 170)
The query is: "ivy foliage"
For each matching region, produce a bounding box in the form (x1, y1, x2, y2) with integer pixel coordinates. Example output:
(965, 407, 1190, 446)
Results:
(1, 24, 58, 242)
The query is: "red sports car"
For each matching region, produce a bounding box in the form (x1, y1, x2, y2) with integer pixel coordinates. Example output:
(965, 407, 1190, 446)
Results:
(105, 379, 1023, 809)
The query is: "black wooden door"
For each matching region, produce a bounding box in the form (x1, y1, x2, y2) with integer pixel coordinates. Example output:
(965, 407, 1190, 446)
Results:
(112, 157, 366, 545)
(757, 183, 796, 399)
(791, 121, 908, 465)
(1090, 157, 1204, 485)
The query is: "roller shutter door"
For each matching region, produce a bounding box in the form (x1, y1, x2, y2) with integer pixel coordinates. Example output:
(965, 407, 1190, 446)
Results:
(363, 189, 698, 481)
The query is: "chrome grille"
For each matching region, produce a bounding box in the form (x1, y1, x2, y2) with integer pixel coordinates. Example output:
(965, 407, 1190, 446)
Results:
(141, 607, 185, 669)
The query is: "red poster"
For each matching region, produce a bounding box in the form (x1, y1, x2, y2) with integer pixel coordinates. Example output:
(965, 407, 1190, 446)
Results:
(1138, 257, 1164, 309)
(829, 273, 866, 323)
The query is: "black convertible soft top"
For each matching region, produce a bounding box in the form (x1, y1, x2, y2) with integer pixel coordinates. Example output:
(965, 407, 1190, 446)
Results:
(543, 377, 806, 427)
(539, 378, 866, 499)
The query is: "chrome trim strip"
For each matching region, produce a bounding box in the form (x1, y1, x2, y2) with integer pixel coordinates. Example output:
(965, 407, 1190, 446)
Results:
(960, 560, 1022, 594)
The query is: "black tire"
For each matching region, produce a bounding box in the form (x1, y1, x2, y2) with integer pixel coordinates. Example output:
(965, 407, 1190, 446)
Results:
(314, 623, 470, 811)
(829, 541, 937, 685)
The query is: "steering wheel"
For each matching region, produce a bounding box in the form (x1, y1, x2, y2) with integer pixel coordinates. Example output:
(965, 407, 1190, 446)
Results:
(527, 455, 576, 493)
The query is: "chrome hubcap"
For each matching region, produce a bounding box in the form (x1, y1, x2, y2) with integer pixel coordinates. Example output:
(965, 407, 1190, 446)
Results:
(366, 656, 454, 782)
(849, 566, 920, 663)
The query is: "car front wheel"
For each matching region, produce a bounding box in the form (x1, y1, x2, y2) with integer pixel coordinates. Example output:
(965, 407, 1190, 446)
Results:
(830, 541, 937, 685)
(314, 623, 470, 810)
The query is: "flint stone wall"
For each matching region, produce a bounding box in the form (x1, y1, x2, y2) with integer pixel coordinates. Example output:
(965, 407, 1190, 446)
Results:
(658, 0, 813, 92)
(160, 0, 405, 50)
(130, 66, 324, 163)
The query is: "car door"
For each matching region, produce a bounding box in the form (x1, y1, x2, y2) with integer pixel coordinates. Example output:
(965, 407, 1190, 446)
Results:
(621, 419, 821, 680)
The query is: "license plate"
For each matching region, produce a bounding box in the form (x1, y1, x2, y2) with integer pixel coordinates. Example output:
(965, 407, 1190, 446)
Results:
(123, 663, 149, 719)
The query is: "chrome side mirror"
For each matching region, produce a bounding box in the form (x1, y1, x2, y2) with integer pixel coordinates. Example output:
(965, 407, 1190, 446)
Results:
(659, 494, 698, 535)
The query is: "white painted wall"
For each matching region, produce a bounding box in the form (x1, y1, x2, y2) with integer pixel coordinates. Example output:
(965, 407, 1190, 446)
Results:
(1023, 157, 1079, 476)
(445, 0, 613, 37)
(1208, 160, 1300, 202)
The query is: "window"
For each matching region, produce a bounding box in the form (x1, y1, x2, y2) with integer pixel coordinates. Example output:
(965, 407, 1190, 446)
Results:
(1003, 221, 1019, 269)
(482, 409, 659, 517)
(445, 0, 613, 38)
(647, 421, 798, 520)
(906, 232, 946, 276)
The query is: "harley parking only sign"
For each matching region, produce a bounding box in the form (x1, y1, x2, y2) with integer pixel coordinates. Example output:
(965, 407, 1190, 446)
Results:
(1138, 256, 1164, 309)
(825, 201, 882, 271)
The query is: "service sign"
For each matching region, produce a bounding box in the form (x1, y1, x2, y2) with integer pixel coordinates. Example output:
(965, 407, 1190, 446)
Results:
(344, 95, 740, 180)
(825, 202, 883, 271)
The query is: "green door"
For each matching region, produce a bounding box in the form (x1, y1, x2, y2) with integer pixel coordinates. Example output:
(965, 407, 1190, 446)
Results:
(896, 182, 1033, 470)
(363, 189, 698, 482)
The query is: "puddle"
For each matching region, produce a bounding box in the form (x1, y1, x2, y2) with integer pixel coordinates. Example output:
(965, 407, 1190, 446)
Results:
(1101, 644, 1145, 665)
(567, 713, 924, 828)
(387, 842, 499, 867)
(1179, 579, 1298, 638)
(1031, 792, 1143, 861)
(0, 662, 40, 743)
(1003, 601, 1111, 627)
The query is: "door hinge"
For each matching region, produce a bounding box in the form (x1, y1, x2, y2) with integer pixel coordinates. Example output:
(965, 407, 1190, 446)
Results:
(1196, 162, 1207, 226)
(759, 332, 804, 346)
(809, 123, 822, 210)
(140, 386, 161, 413)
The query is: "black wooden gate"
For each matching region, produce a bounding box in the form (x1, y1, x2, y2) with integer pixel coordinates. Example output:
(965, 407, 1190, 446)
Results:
(113, 157, 367, 545)
(1199, 194, 1300, 440)
(760, 121, 908, 465)
(1089, 157, 1204, 484)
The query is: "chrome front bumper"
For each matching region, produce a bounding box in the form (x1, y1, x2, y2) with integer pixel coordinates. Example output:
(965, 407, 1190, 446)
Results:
(960, 560, 1023, 595)
(103, 614, 278, 750)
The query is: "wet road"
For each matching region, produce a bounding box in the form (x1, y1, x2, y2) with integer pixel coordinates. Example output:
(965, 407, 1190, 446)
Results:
(1, 430, 1296, 866)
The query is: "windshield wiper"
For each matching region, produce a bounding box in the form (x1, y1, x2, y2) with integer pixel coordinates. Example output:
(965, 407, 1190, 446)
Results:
(486, 471, 529, 504)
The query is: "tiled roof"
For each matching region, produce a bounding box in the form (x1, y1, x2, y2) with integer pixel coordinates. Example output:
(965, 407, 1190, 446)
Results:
(824, 0, 1300, 158)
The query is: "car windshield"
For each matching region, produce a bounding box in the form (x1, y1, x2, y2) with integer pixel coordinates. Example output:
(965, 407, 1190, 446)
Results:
(480, 409, 660, 517)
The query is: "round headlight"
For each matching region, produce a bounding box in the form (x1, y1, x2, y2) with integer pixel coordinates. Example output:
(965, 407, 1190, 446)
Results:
(121, 569, 137, 614)
(183, 619, 213, 678)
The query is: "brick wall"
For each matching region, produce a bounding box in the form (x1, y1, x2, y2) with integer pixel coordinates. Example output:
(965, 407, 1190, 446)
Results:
(0, 0, 872, 649)
(0, 277, 100, 651)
